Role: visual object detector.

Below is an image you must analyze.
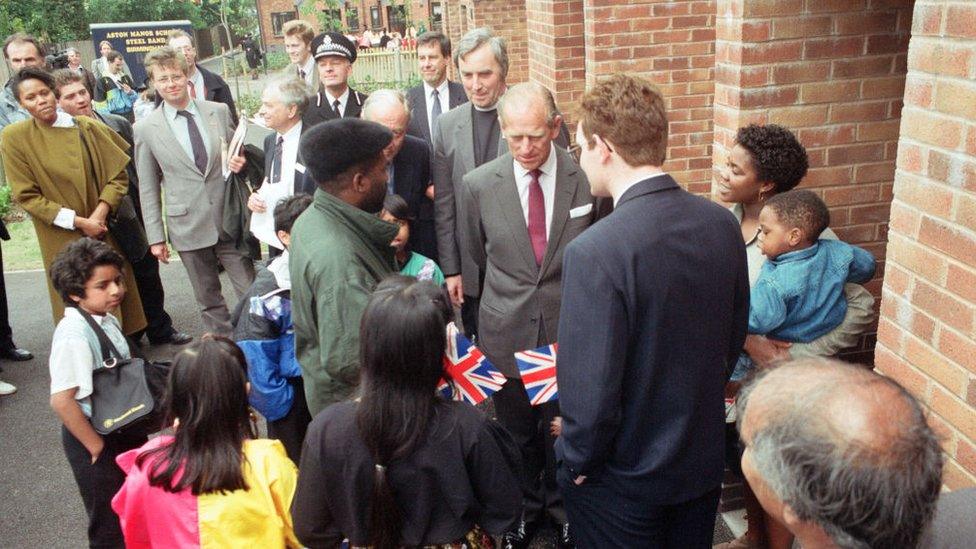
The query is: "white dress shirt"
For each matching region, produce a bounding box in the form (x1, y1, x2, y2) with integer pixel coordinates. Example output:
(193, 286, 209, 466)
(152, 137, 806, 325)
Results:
(273, 121, 303, 194)
(162, 100, 212, 163)
(513, 143, 558, 239)
(187, 65, 206, 99)
(423, 79, 449, 136)
(324, 87, 350, 116)
(614, 172, 668, 207)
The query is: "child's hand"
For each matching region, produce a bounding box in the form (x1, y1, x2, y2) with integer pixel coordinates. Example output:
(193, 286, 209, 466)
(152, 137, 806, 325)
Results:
(550, 416, 563, 437)
(88, 437, 105, 464)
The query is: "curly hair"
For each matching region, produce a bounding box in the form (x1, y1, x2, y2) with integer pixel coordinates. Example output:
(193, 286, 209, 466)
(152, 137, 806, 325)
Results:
(49, 238, 125, 305)
(765, 189, 830, 242)
(734, 124, 809, 193)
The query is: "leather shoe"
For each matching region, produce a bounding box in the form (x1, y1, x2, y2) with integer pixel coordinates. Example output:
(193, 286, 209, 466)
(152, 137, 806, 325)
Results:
(500, 521, 536, 549)
(0, 346, 33, 361)
(556, 523, 576, 549)
(149, 331, 193, 346)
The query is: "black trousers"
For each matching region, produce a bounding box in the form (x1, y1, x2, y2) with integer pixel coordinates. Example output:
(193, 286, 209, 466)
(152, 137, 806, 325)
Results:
(559, 469, 721, 549)
(0, 242, 14, 350)
(129, 251, 174, 342)
(267, 377, 312, 464)
(493, 378, 565, 528)
(61, 425, 146, 548)
(460, 295, 480, 341)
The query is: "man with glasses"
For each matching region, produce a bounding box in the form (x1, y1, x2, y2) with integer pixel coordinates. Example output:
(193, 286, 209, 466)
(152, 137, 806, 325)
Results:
(165, 30, 238, 125)
(134, 46, 253, 337)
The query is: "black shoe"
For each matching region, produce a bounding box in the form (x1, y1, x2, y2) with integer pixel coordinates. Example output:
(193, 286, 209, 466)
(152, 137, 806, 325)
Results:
(0, 346, 33, 361)
(148, 331, 193, 346)
(556, 523, 575, 549)
(501, 521, 536, 549)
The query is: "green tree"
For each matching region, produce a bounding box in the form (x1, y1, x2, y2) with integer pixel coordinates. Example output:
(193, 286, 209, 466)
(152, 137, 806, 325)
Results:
(85, 0, 206, 30)
(1, 0, 88, 42)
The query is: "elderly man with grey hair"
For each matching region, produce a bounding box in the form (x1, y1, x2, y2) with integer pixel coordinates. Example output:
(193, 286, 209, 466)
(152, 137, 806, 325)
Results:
(735, 358, 943, 549)
(361, 89, 436, 261)
(247, 76, 315, 255)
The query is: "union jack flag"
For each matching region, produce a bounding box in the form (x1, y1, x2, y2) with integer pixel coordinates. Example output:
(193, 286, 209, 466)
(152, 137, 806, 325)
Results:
(514, 343, 558, 406)
(440, 323, 507, 405)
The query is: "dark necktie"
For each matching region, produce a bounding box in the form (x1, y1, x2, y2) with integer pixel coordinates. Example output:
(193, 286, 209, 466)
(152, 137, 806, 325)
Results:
(527, 169, 547, 266)
(333, 99, 342, 118)
(187, 80, 197, 99)
(176, 110, 208, 175)
(271, 135, 284, 184)
(299, 68, 306, 81)
(430, 88, 442, 133)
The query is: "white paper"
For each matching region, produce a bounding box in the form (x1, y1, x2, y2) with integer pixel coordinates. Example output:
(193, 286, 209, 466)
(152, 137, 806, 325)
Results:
(249, 180, 292, 250)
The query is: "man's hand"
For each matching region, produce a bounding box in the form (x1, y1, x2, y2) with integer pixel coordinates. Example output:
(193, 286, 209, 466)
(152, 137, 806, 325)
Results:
(574, 475, 587, 486)
(445, 275, 464, 307)
(247, 192, 266, 213)
(228, 154, 247, 174)
(150, 242, 170, 264)
(76, 217, 107, 238)
(744, 334, 792, 368)
(425, 184, 435, 200)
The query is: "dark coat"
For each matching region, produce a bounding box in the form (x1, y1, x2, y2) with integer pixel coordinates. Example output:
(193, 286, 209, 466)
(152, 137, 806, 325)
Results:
(390, 134, 436, 260)
(263, 130, 315, 196)
(554, 175, 750, 504)
(301, 87, 367, 129)
(406, 81, 467, 146)
(93, 111, 141, 211)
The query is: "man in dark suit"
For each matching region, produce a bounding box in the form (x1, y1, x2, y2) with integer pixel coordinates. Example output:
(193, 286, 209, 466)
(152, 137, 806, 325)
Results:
(362, 89, 437, 262)
(302, 32, 367, 129)
(555, 74, 750, 548)
(54, 69, 192, 346)
(461, 83, 591, 549)
(406, 32, 467, 147)
(166, 30, 238, 126)
(246, 76, 315, 255)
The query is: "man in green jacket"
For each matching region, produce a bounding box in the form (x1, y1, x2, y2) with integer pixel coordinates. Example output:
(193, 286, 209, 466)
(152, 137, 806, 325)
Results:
(289, 118, 398, 415)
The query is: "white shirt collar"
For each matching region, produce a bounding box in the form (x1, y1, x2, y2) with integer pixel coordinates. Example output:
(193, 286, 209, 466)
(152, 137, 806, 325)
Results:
(64, 306, 114, 325)
(52, 111, 76, 128)
(267, 250, 291, 290)
(278, 120, 303, 142)
(614, 172, 668, 206)
(423, 79, 449, 100)
(324, 87, 350, 112)
(162, 99, 200, 121)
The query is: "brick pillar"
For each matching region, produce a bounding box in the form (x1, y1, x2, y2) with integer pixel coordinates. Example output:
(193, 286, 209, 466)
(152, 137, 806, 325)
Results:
(526, 0, 586, 126)
(876, 0, 976, 489)
(581, 0, 717, 193)
(713, 0, 915, 361)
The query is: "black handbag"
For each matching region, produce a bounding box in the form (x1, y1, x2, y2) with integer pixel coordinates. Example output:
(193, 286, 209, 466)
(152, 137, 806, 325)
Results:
(78, 128, 150, 262)
(77, 308, 170, 435)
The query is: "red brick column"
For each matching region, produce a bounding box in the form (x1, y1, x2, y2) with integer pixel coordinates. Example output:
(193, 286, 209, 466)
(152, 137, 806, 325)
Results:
(526, 0, 585, 126)
(713, 0, 914, 361)
(580, 0, 716, 193)
(876, 0, 976, 489)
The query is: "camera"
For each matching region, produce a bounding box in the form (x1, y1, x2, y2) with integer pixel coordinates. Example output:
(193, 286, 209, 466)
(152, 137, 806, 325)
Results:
(46, 50, 70, 70)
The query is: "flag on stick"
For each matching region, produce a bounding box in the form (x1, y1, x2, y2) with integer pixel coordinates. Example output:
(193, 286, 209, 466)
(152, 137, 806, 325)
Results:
(514, 343, 558, 406)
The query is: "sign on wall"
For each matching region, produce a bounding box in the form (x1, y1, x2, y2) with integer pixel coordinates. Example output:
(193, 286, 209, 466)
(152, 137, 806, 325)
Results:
(90, 20, 192, 87)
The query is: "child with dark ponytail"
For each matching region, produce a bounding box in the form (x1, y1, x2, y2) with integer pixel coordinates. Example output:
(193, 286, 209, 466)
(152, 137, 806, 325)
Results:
(292, 276, 522, 548)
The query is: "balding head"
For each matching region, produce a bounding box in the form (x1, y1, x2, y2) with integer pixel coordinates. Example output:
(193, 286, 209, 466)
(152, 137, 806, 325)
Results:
(497, 82, 562, 172)
(361, 89, 410, 160)
(737, 358, 942, 549)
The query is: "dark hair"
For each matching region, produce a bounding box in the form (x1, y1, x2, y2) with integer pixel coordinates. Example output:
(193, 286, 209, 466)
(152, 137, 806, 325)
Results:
(137, 336, 255, 495)
(3, 33, 44, 59)
(105, 50, 123, 63)
(734, 124, 809, 194)
(49, 238, 125, 305)
(51, 68, 85, 97)
(416, 31, 451, 57)
(356, 276, 453, 548)
(765, 189, 830, 241)
(10, 66, 55, 101)
(273, 193, 313, 234)
(382, 194, 412, 221)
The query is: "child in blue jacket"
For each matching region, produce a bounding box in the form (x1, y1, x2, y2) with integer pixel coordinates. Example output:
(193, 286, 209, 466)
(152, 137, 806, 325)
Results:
(233, 194, 313, 462)
(732, 190, 876, 379)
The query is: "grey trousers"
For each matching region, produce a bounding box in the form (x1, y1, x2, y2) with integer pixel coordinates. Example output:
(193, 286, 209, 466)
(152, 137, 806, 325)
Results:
(178, 239, 255, 336)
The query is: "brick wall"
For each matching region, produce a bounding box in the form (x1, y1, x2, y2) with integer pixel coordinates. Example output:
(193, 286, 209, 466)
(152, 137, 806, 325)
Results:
(526, 0, 586, 125)
(713, 0, 914, 362)
(582, 0, 717, 193)
(875, 0, 976, 489)
(473, 0, 530, 84)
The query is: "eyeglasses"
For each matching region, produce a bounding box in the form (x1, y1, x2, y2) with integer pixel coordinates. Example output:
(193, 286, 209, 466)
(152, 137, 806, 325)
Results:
(154, 75, 186, 85)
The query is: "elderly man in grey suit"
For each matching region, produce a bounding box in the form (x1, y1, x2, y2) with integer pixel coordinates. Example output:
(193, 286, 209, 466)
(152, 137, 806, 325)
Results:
(134, 47, 254, 336)
(461, 83, 592, 549)
(406, 31, 467, 147)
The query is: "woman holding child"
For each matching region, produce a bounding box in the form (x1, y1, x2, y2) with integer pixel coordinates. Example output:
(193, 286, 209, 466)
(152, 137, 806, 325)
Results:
(0, 67, 145, 334)
(713, 124, 876, 549)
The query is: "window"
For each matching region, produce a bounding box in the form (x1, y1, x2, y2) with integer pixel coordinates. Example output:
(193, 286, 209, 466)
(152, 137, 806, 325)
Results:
(370, 6, 382, 30)
(271, 12, 297, 37)
(386, 5, 406, 35)
(322, 8, 342, 31)
(346, 6, 360, 31)
(430, 2, 443, 31)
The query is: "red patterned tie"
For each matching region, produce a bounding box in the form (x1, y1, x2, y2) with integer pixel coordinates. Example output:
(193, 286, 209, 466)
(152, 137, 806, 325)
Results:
(527, 169, 547, 266)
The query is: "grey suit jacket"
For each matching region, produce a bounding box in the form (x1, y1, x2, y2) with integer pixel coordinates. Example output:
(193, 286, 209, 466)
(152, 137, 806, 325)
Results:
(432, 103, 508, 297)
(406, 81, 467, 146)
(134, 99, 235, 252)
(286, 60, 320, 94)
(460, 146, 594, 377)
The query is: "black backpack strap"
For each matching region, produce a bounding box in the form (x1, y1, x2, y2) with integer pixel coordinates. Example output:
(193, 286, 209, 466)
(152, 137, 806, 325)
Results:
(73, 306, 125, 364)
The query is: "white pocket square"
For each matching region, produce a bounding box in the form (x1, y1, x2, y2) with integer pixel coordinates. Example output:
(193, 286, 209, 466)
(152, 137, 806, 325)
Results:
(569, 204, 593, 219)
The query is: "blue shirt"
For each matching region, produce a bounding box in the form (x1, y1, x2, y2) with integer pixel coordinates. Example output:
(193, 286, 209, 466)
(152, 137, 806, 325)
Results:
(749, 239, 876, 343)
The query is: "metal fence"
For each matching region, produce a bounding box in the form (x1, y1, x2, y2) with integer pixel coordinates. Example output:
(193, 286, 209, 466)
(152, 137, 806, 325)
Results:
(350, 49, 420, 89)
